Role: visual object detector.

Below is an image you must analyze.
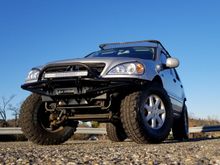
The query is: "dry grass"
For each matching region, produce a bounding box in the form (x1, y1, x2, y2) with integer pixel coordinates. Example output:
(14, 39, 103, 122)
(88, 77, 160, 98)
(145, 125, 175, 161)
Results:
(189, 118, 220, 127)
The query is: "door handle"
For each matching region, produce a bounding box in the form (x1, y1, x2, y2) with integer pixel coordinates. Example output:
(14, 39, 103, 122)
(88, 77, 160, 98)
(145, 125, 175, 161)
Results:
(173, 79, 176, 83)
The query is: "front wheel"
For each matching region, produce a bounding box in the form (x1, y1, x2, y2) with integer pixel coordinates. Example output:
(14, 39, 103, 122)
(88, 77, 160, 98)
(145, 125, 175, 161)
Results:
(120, 84, 173, 143)
(19, 94, 77, 145)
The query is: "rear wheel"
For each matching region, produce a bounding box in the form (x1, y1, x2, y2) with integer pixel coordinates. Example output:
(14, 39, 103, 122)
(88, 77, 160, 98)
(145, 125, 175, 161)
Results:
(106, 122, 127, 142)
(172, 104, 189, 140)
(120, 84, 173, 143)
(19, 94, 77, 145)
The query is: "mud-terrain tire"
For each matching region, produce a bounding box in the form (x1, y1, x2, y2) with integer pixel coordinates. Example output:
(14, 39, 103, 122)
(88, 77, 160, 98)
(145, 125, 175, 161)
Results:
(19, 93, 77, 145)
(120, 84, 173, 144)
(172, 105, 189, 140)
(106, 123, 127, 142)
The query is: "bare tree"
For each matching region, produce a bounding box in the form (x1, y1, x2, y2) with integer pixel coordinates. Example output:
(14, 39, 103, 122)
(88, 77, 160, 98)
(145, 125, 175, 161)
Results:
(0, 95, 15, 127)
(8, 103, 20, 127)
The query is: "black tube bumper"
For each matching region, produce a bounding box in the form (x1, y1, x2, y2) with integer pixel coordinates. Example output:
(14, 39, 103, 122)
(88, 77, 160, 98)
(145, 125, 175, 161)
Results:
(21, 77, 143, 98)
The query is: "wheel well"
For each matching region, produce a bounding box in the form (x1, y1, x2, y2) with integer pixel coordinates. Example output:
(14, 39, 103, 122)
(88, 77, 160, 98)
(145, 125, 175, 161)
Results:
(152, 76, 163, 88)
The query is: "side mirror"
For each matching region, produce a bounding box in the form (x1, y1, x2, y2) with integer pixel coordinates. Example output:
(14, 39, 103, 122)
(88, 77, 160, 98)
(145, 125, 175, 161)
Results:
(166, 57, 179, 68)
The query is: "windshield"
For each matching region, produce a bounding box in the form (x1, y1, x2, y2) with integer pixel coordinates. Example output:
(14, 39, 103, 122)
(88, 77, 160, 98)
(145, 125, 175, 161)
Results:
(86, 47, 155, 60)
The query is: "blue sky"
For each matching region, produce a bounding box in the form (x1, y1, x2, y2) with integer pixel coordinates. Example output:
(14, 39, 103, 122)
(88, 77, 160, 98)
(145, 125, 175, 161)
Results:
(0, 0, 220, 120)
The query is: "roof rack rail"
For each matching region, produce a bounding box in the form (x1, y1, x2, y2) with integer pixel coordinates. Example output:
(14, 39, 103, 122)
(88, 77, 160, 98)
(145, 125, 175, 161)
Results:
(99, 40, 170, 56)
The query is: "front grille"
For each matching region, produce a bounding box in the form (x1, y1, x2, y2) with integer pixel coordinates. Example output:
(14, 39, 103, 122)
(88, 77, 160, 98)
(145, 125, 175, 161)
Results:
(86, 63, 106, 75)
(42, 63, 105, 79)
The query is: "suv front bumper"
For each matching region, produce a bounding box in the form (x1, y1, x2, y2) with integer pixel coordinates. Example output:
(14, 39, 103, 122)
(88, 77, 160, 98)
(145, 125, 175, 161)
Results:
(21, 77, 144, 98)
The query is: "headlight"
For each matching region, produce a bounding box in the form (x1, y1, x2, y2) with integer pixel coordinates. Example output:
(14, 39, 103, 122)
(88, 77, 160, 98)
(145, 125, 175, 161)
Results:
(107, 62, 145, 75)
(25, 69, 40, 83)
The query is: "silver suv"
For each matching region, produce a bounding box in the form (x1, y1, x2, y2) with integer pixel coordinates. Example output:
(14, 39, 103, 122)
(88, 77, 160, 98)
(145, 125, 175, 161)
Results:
(20, 40, 188, 145)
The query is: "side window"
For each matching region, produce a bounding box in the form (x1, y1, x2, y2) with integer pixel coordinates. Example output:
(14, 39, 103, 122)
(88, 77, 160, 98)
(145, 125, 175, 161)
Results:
(160, 52, 167, 64)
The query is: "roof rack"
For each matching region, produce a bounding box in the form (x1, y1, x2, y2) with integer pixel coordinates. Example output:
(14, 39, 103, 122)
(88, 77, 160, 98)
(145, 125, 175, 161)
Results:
(99, 40, 170, 56)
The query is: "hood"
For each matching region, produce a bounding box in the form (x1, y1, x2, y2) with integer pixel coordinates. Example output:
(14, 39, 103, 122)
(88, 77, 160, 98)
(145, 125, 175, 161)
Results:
(47, 57, 141, 65)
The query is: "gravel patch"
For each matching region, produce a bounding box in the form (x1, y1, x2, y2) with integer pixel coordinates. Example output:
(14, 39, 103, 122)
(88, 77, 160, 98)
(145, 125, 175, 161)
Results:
(0, 139, 219, 164)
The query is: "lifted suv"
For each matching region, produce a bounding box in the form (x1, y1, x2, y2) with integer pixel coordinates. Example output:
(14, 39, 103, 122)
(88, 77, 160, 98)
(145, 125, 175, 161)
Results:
(20, 40, 188, 145)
